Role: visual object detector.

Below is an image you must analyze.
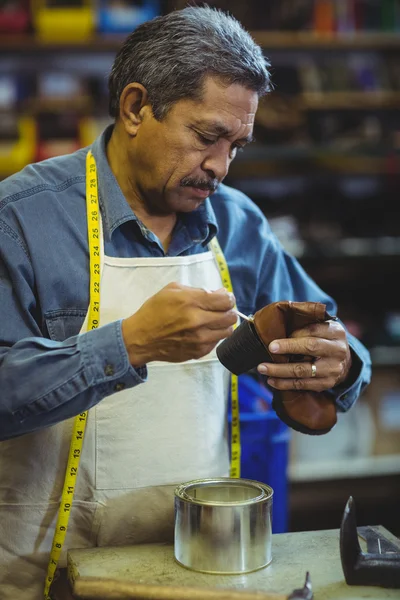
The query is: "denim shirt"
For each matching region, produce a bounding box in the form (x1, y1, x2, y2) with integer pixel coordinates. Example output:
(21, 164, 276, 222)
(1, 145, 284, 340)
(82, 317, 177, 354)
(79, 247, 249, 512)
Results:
(0, 126, 371, 440)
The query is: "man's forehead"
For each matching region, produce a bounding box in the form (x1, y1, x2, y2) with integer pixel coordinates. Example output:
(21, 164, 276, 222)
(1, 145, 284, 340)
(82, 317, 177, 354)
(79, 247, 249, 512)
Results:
(171, 77, 258, 140)
(191, 76, 257, 120)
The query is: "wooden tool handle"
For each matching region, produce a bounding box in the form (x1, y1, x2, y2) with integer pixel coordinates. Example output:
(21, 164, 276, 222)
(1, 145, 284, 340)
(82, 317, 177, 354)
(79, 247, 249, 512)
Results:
(74, 577, 288, 600)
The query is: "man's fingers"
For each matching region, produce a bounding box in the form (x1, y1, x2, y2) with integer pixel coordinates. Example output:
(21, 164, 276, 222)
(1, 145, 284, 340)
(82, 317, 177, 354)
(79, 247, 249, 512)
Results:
(265, 376, 330, 393)
(164, 283, 235, 312)
(196, 288, 236, 312)
(257, 359, 329, 391)
(205, 310, 238, 330)
(290, 320, 345, 340)
(258, 355, 346, 390)
(258, 360, 321, 380)
(268, 336, 322, 358)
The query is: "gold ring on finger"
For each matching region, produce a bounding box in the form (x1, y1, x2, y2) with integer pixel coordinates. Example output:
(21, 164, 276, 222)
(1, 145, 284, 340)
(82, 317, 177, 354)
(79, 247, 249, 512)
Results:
(311, 363, 317, 378)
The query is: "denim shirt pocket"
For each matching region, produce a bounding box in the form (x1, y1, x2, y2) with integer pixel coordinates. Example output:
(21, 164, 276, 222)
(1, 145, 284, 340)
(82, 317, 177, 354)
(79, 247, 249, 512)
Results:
(44, 309, 87, 342)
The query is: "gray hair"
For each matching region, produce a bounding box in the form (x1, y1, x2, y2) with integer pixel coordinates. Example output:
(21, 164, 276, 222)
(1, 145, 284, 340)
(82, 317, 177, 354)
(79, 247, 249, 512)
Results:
(108, 5, 271, 120)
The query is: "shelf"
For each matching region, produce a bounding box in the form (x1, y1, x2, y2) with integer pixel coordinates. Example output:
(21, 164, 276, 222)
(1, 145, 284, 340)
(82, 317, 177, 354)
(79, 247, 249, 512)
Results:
(276, 237, 400, 261)
(24, 96, 92, 113)
(234, 143, 398, 161)
(231, 161, 377, 178)
(230, 154, 398, 176)
(2, 31, 400, 53)
(302, 237, 400, 258)
(301, 91, 400, 110)
(229, 143, 400, 177)
(0, 34, 126, 52)
(289, 453, 400, 481)
(252, 31, 400, 50)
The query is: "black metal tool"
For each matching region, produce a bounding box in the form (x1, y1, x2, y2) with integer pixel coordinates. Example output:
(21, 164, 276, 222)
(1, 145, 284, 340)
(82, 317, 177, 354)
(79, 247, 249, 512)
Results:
(340, 496, 400, 588)
(358, 525, 400, 555)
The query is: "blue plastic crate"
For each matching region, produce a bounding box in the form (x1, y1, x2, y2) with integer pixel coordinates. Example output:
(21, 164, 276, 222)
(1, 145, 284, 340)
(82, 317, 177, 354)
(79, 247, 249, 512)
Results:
(228, 374, 290, 533)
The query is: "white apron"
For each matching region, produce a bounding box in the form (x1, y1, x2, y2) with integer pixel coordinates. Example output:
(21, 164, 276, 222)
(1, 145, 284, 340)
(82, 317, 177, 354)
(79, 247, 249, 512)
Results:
(0, 221, 230, 600)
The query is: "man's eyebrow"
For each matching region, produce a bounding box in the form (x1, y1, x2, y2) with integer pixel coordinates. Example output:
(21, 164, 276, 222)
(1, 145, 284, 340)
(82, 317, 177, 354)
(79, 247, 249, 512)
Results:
(194, 120, 254, 144)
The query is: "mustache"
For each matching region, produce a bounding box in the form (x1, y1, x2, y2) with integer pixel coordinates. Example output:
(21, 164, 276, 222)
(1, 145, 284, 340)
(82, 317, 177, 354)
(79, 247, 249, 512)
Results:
(180, 176, 219, 193)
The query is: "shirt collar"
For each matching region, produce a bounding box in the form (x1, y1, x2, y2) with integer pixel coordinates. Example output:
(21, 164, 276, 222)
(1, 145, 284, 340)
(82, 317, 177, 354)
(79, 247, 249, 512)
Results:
(90, 125, 218, 246)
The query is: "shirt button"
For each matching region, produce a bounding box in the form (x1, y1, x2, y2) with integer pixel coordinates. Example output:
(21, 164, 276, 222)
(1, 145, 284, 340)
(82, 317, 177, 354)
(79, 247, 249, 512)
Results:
(114, 382, 126, 392)
(104, 364, 115, 377)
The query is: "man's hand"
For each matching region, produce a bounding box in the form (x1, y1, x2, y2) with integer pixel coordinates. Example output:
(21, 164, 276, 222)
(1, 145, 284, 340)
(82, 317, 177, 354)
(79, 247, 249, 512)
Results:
(257, 319, 352, 392)
(122, 282, 237, 367)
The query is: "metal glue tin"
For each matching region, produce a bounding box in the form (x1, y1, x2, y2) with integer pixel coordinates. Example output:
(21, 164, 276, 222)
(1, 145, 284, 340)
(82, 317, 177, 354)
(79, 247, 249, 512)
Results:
(174, 478, 273, 574)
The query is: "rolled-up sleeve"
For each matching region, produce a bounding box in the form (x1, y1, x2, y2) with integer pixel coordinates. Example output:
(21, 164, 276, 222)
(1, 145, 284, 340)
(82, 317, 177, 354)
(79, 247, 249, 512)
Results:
(332, 334, 372, 412)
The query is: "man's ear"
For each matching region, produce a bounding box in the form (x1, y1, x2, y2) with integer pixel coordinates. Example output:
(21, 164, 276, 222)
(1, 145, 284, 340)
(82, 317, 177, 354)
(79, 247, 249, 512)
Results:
(119, 83, 150, 136)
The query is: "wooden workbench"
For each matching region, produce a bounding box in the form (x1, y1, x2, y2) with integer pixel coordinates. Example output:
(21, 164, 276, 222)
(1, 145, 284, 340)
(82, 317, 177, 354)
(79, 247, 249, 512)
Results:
(59, 528, 400, 599)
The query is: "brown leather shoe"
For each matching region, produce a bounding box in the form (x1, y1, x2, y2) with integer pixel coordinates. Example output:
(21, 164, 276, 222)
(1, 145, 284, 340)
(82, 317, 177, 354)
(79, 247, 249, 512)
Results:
(216, 301, 338, 435)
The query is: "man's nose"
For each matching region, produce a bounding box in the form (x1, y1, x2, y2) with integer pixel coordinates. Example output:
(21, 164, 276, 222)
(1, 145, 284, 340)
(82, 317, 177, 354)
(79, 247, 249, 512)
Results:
(201, 147, 231, 182)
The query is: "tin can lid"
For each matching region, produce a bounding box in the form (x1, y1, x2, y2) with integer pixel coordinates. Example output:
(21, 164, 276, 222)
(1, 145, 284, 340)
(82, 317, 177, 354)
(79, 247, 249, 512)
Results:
(174, 477, 273, 506)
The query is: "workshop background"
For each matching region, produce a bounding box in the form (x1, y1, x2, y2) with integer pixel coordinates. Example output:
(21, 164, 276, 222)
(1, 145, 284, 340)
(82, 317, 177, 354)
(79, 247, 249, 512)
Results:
(1, 0, 400, 536)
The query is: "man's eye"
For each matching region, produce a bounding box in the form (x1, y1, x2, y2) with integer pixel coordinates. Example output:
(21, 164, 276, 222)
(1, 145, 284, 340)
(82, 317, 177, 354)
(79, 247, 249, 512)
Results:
(196, 132, 216, 146)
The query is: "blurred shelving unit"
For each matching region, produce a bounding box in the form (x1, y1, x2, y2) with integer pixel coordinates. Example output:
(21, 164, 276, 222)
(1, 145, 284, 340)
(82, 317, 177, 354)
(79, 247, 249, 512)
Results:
(1, 0, 400, 534)
(227, 3, 400, 537)
(253, 31, 400, 49)
(2, 30, 400, 50)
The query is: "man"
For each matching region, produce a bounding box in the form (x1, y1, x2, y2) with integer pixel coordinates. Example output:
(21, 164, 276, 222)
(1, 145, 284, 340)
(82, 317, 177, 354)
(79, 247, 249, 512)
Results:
(0, 6, 370, 599)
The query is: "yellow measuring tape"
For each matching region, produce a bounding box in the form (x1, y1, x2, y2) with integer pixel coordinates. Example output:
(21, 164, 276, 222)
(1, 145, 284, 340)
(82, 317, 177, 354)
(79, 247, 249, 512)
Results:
(44, 151, 101, 599)
(209, 237, 241, 479)
(44, 151, 240, 598)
